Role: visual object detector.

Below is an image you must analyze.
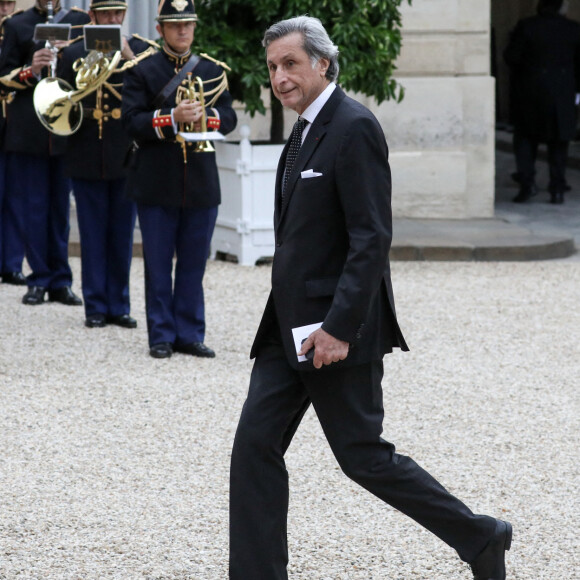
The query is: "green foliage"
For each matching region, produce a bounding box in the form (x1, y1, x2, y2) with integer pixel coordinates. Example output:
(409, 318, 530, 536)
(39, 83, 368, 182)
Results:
(195, 0, 412, 119)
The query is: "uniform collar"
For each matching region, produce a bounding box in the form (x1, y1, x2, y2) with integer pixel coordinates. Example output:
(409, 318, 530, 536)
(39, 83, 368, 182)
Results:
(162, 44, 192, 67)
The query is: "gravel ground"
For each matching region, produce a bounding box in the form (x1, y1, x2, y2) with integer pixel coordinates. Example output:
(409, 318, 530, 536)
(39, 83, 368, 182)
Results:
(0, 257, 578, 579)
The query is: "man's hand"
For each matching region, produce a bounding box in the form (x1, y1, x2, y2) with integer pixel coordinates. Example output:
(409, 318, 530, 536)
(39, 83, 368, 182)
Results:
(173, 99, 203, 131)
(298, 328, 349, 369)
(31, 41, 70, 76)
(31, 47, 55, 75)
(121, 36, 135, 61)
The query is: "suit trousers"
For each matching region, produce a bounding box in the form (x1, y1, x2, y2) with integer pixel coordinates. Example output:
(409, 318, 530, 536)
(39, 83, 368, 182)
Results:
(8, 153, 72, 289)
(0, 152, 25, 274)
(514, 132, 569, 193)
(73, 177, 136, 318)
(230, 339, 496, 579)
(137, 203, 217, 347)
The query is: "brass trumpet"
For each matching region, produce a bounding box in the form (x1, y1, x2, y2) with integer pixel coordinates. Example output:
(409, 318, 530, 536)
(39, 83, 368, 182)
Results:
(175, 73, 215, 159)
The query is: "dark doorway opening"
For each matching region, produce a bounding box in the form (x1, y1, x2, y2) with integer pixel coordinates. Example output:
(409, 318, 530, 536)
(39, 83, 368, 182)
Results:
(491, 0, 580, 126)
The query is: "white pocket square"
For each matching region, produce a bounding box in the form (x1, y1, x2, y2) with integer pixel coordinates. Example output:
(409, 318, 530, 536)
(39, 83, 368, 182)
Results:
(301, 169, 323, 179)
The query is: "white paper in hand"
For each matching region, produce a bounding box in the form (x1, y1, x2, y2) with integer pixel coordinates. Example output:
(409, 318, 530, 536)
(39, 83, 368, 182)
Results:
(292, 321, 323, 362)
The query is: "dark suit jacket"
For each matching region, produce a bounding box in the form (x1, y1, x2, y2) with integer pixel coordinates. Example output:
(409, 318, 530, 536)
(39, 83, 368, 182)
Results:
(251, 86, 408, 371)
(504, 12, 580, 141)
(0, 6, 90, 156)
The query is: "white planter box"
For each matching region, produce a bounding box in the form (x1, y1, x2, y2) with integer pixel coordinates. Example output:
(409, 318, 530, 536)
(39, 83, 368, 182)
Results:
(212, 126, 283, 265)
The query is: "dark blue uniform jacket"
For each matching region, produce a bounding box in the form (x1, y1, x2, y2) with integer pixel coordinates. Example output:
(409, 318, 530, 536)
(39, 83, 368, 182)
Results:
(58, 35, 150, 181)
(122, 49, 237, 208)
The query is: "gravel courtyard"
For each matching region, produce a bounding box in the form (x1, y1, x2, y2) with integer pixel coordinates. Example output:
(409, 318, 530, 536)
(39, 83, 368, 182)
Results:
(1, 257, 578, 579)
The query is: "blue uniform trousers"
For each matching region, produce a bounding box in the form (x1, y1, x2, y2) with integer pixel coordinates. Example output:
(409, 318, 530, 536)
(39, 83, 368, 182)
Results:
(0, 152, 25, 274)
(9, 153, 72, 289)
(137, 203, 217, 348)
(73, 178, 136, 318)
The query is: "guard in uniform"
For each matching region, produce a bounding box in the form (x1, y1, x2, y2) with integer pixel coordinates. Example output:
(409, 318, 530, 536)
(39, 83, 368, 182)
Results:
(122, 0, 237, 358)
(0, 0, 89, 305)
(58, 1, 153, 328)
(0, 0, 25, 285)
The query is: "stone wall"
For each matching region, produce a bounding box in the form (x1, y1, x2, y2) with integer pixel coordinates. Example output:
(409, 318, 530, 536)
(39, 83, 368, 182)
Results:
(379, 0, 494, 218)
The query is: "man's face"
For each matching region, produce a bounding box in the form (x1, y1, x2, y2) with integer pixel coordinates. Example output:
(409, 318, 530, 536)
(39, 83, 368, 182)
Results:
(267, 32, 330, 115)
(0, 1, 15, 18)
(157, 21, 195, 55)
(91, 9, 126, 26)
(37, 0, 59, 11)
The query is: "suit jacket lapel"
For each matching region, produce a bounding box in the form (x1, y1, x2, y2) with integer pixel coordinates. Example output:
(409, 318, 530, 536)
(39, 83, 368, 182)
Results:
(276, 86, 346, 228)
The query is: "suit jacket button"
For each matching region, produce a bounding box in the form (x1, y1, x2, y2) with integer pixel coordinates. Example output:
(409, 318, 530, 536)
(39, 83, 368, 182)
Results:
(276, 241, 282, 247)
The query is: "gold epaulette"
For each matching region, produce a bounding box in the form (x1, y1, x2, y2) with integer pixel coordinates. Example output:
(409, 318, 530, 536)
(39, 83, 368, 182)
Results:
(200, 53, 231, 72)
(0, 68, 27, 90)
(115, 45, 157, 73)
(1, 8, 23, 38)
(1, 9, 24, 24)
(132, 33, 161, 50)
(69, 6, 89, 27)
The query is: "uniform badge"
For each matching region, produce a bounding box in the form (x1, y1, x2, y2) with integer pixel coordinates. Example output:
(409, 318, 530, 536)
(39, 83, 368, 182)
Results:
(171, 0, 188, 11)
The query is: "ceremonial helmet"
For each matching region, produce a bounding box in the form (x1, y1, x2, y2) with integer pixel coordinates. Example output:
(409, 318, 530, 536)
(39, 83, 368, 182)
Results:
(157, 0, 197, 22)
(89, 1, 128, 10)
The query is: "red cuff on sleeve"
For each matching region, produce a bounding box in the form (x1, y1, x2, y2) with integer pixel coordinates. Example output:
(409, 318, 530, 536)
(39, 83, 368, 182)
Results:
(207, 117, 220, 130)
(152, 115, 173, 128)
(18, 67, 34, 82)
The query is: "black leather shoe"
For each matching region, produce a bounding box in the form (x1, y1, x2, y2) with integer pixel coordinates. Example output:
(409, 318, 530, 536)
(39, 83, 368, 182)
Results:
(22, 286, 46, 305)
(48, 287, 83, 306)
(549, 191, 564, 204)
(107, 314, 137, 329)
(85, 314, 107, 328)
(2, 272, 26, 285)
(510, 171, 522, 185)
(512, 184, 537, 203)
(174, 342, 216, 358)
(150, 343, 173, 359)
(470, 519, 512, 580)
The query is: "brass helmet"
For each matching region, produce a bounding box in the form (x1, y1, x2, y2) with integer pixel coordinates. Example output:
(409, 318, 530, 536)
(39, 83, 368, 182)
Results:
(157, 0, 197, 22)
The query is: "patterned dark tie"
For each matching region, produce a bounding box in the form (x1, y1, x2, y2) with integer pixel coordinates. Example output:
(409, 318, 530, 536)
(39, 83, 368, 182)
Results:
(282, 117, 307, 197)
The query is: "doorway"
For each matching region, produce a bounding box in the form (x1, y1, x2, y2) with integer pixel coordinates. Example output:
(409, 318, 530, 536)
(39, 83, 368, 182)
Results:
(492, 0, 580, 125)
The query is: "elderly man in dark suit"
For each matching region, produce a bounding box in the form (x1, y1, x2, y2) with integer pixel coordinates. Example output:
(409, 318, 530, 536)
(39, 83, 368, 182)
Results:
(505, 0, 580, 204)
(229, 16, 512, 580)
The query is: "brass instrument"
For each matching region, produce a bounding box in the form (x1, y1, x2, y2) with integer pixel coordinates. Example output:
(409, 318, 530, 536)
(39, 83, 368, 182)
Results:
(175, 67, 229, 161)
(175, 73, 214, 157)
(92, 46, 157, 139)
(45, 1, 58, 78)
(33, 49, 122, 136)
